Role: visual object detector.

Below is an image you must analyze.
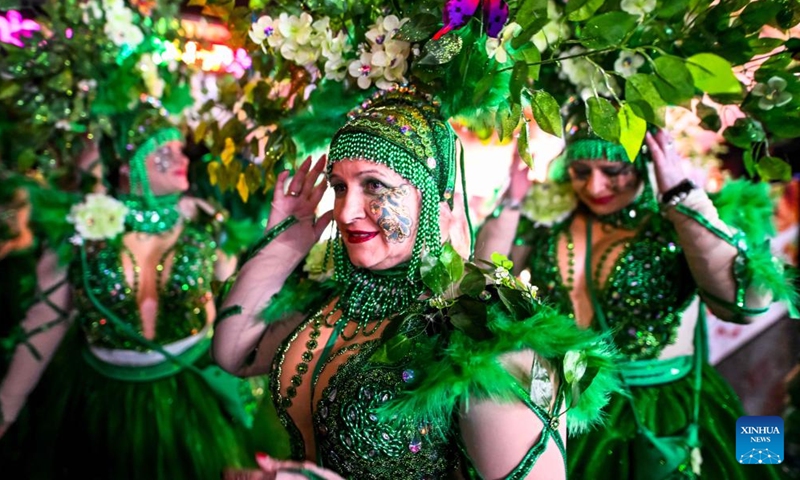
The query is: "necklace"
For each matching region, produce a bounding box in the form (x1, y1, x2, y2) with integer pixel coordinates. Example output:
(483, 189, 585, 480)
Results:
(121, 194, 182, 234)
(562, 226, 576, 291)
(590, 185, 658, 231)
(332, 265, 422, 341)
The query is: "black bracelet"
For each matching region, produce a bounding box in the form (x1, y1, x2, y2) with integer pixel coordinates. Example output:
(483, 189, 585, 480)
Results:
(660, 179, 697, 208)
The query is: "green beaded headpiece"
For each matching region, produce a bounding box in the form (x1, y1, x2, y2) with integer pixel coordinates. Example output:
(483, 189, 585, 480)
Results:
(554, 100, 650, 183)
(127, 127, 184, 204)
(326, 86, 459, 324)
(328, 85, 457, 275)
(116, 108, 185, 233)
(556, 100, 659, 229)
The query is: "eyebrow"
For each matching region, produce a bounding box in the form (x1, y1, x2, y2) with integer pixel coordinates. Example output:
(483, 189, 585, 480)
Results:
(329, 169, 389, 181)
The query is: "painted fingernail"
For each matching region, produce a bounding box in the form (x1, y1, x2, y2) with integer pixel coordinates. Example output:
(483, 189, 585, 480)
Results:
(256, 452, 268, 461)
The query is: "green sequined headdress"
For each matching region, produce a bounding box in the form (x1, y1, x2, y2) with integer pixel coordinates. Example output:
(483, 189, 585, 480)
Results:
(326, 85, 458, 324)
(552, 100, 651, 183)
(114, 106, 185, 233)
(552, 100, 659, 229)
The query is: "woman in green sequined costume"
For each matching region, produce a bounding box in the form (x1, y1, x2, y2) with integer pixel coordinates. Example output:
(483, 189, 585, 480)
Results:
(475, 107, 795, 479)
(213, 88, 622, 480)
(0, 124, 269, 479)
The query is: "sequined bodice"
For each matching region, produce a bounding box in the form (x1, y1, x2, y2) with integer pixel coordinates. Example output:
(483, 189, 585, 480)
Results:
(527, 215, 696, 360)
(71, 222, 217, 349)
(271, 309, 457, 479)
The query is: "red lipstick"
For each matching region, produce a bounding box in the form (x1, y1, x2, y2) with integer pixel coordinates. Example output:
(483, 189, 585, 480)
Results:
(345, 230, 378, 244)
(587, 195, 614, 205)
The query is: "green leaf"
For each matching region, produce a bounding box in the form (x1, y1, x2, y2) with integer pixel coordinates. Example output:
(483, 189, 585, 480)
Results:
(739, 0, 782, 29)
(625, 74, 667, 127)
(617, 103, 647, 163)
(652, 56, 695, 105)
(473, 71, 497, 106)
(497, 287, 533, 319)
(0, 83, 21, 100)
(491, 252, 514, 270)
(439, 243, 465, 288)
(513, 44, 542, 81)
(655, 0, 691, 18)
(497, 102, 522, 143)
(722, 117, 765, 149)
(756, 156, 792, 182)
(685, 53, 742, 95)
(420, 248, 443, 294)
(201, 0, 235, 20)
(510, 61, 528, 100)
(396, 13, 440, 42)
(371, 333, 414, 364)
(449, 299, 492, 340)
(579, 11, 638, 49)
(529, 90, 563, 137)
(743, 149, 756, 178)
(460, 264, 487, 297)
(418, 34, 463, 65)
(517, 122, 533, 168)
(567, 0, 606, 21)
(512, 15, 549, 50)
(695, 103, 721, 131)
(586, 96, 620, 142)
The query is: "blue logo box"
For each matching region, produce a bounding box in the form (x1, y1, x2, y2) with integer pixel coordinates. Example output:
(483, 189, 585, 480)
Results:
(736, 416, 784, 465)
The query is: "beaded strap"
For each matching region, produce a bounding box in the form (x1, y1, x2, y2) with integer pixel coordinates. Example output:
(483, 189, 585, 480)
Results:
(214, 305, 243, 326)
(4, 277, 72, 360)
(674, 203, 755, 312)
(241, 216, 298, 266)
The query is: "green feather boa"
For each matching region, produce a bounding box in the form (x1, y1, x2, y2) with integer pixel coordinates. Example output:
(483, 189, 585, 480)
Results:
(711, 178, 800, 314)
(375, 294, 622, 439)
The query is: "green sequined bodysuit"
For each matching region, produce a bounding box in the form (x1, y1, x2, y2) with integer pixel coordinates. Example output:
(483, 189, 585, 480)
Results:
(70, 222, 217, 349)
(524, 212, 695, 360)
(270, 300, 566, 479)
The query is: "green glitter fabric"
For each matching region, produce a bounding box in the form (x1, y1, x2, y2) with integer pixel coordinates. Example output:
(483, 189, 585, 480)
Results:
(70, 221, 217, 349)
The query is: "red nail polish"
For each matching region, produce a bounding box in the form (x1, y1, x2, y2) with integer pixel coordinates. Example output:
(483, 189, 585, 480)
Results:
(255, 452, 268, 461)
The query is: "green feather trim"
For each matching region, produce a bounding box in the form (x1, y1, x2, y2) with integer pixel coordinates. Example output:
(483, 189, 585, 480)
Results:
(711, 178, 799, 315)
(377, 297, 622, 440)
(711, 179, 776, 245)
(745, 241, 800, 310)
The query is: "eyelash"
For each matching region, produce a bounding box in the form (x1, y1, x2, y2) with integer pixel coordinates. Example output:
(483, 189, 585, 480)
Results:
(329, 179, 390, 197)
(571, 166, 630, 179)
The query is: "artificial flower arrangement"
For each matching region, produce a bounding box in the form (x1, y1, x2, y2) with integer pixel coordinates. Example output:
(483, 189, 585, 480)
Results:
(0, 0, 191, 183)
(185, 0, 799, 203)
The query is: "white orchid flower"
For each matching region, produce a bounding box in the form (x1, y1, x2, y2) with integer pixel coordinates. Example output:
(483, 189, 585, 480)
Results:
(613, 50, 645, 78)
(621, 0, 656, 17)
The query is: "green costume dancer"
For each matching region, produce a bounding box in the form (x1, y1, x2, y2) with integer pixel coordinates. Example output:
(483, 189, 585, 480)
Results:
(213, 87, 621, 479)
(476, 104, 797, 479)
(0, 115, 269, 480)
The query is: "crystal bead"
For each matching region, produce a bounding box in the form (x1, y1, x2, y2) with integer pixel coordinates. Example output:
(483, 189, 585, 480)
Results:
(409, 436, 422, 453)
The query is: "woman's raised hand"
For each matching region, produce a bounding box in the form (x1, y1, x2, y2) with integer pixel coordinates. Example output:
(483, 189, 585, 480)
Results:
(645, 129, 689, 194)
(267, 155, 333, 244)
